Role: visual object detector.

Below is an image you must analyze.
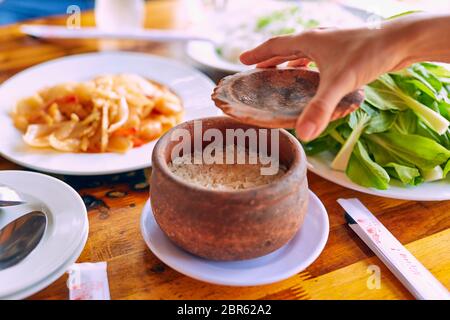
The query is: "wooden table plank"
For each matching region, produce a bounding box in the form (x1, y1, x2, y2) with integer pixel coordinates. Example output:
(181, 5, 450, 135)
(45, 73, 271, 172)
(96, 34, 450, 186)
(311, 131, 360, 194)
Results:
(0, 0, 448, 300)
(299, 229, 450, 300)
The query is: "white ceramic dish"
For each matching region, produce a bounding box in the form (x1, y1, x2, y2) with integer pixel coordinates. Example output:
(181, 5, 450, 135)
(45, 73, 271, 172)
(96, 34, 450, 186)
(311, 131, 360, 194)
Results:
(0, 51, 219, 175)
(1, 226, 88, 300)
(185, 3, 371, 74)
(0, 171, 88, 299)
(308, 152, 450, 201)
(140, 190, 329, 286)
(186, 41, 251, 74)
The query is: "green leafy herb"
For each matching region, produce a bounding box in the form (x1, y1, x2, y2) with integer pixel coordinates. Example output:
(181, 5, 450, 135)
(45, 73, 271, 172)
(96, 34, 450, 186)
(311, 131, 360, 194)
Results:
(304, 19, 320, 28)
(331, 110, 370, 171)
(421, 166, 444, 182)
(346, 141, 390, 190)
(295, 62, 450, 189)
(272, 27, 296, 36)
(377, 73, 449, 134)
(255, 6, 320, 34)
(366, 131, 450, 170)
(384, 163, 423, 185)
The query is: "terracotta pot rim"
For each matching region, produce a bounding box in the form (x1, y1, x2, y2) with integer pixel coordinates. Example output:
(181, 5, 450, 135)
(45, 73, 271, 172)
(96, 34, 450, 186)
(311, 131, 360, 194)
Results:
(211, 67, 364, 129)
(152, 116, 307, 197)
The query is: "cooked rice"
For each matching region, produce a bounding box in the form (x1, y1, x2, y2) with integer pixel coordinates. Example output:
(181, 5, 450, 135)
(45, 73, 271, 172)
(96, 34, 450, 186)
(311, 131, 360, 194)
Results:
(168, 146, 285, 190)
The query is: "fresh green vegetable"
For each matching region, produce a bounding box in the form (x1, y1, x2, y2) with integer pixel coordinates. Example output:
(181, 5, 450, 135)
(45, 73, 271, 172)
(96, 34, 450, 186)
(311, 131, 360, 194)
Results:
(215, 47, 223, 56)
(365, 79, 409, 111)
(273, 27, 296, 36)
(255, 6, 321, 35)
(443, 159, 450, 177)
(375, 74, 449, 134)
(421, 166, 444, 182)
(384, 163, 423, 186)
(346, 141, 390, 190)
(386, 10, 422, 20)
(365, 131, 450, 170)
(300, 62, 450, 189)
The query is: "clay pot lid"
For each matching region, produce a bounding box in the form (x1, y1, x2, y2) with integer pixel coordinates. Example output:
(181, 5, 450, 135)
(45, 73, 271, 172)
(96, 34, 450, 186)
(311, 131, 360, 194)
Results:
(212, 67, 364, 129)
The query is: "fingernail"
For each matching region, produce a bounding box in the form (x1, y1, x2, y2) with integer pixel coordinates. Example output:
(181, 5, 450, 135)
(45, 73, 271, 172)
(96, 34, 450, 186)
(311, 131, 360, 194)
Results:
(297, 121, 316, 141)
(239, 52, 251, 64)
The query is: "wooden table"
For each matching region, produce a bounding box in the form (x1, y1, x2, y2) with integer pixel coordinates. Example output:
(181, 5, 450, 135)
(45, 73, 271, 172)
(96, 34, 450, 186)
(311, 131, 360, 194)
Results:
(0, 0, 449, 300)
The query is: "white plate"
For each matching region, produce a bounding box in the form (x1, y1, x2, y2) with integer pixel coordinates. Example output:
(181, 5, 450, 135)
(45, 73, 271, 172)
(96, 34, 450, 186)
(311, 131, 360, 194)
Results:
(186, 41, 251, 74)
(0, 171, 88, 299)
(1, 225, 88, 300)
(308, 152, 450, 201)
(0, 51, 218, 175)
(185, 4, 370, 74)
(140, 191, 329, 286)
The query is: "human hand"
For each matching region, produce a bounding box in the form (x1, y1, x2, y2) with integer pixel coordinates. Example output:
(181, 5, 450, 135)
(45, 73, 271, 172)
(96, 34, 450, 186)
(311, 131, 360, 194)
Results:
(240, 25, 411, 141)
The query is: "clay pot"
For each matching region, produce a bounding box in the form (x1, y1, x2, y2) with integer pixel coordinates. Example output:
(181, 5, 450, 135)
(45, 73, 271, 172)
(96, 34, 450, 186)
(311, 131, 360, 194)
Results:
(150, 116, 308, 261)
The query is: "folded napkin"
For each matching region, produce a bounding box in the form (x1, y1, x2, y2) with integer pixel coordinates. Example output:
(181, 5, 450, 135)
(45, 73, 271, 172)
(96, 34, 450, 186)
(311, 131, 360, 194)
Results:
(67, 262, 110, 300)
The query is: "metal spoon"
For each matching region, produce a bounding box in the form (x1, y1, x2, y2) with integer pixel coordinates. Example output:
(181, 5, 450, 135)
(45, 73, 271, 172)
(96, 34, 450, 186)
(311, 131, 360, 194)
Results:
(0, 211, 47, 270)
(0, 184, 25, 207)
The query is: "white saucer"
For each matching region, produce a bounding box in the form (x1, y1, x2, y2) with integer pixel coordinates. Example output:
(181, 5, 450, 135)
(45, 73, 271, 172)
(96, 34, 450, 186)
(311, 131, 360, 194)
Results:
(1, 228, 88, 300)
(140, 190, 329, 286)
(0, 171, 88, 299)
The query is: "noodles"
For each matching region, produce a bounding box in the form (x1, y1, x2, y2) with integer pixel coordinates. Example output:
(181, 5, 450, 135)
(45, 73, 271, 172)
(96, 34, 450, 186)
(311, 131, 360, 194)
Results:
(11, 74, 183, 153)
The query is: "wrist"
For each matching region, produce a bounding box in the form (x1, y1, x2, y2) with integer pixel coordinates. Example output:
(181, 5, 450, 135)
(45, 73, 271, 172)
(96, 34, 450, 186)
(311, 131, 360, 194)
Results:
(377, 17, 419, 70)
(380, 14, 450, 67)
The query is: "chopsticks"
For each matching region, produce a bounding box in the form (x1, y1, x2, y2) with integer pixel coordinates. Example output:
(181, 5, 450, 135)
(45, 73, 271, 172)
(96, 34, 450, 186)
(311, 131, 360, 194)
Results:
(338, 198, 450, 300)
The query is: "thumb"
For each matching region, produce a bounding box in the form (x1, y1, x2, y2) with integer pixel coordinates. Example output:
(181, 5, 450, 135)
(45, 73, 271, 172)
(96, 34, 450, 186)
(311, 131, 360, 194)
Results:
(295, 78, 348, 141)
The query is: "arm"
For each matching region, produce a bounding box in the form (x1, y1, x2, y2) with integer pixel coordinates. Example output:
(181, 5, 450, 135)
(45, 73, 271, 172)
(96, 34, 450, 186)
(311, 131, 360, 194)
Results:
(395, 14, 450, 65)
(240, 14, 450, 141)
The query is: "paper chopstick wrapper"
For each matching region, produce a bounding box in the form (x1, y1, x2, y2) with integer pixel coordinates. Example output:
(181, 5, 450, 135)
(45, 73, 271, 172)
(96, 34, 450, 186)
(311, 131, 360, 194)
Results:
(338, 198, 450, 300)
(67, 262, 110, 300)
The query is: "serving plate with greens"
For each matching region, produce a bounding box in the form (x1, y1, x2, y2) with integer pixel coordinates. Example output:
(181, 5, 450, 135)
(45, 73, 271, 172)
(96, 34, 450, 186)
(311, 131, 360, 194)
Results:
(303, 62, 450, 201)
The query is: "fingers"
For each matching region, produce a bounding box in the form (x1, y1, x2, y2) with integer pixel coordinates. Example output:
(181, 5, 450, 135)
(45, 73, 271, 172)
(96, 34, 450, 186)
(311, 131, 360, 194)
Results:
(287, 58, 311, 67)
(256, 55, 299, 68)
(331, 102, 359, 121)
(240, 35, 306, 65)
(256, 56, 311, 69)
(330, 108, 347, 121)
(330, 111, 343, 122)
(296, 78, 349, 141)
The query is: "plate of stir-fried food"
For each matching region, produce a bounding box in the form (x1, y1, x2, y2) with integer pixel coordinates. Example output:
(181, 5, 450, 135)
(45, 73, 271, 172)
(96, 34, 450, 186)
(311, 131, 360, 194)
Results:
(12, 74, 183, 153)
(0, 52, 217, 175)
